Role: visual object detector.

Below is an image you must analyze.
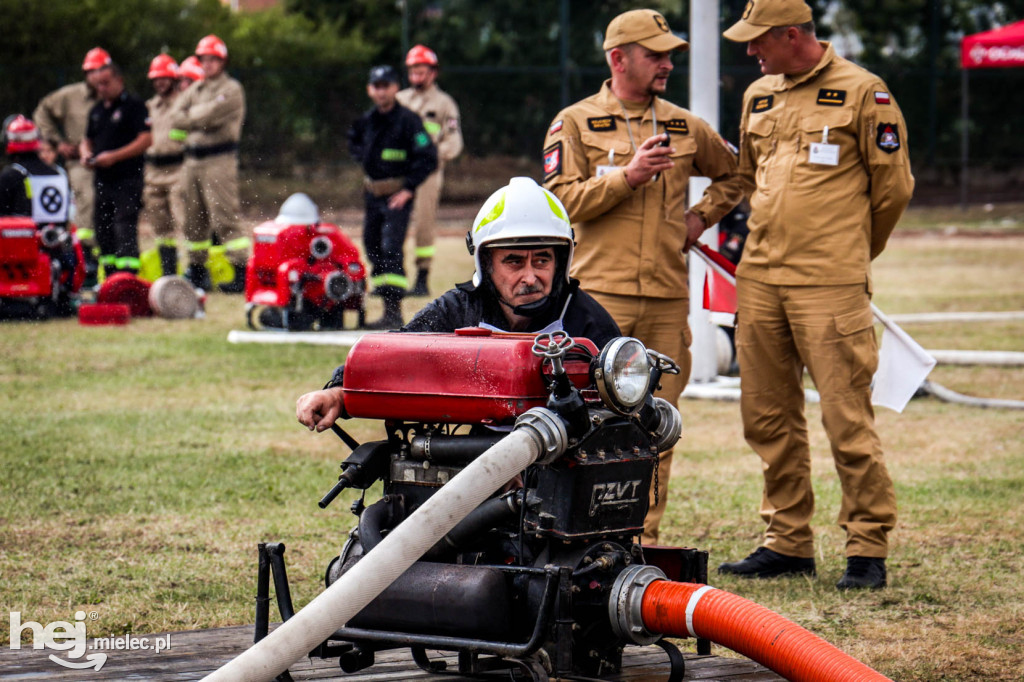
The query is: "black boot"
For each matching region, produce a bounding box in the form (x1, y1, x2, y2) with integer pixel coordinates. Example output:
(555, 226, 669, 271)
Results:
(218, 261, 247, 294)
(364, 285, 403, 329)
(158, 245, 178, 278)
(83, 249, 99, 289)
(409, 268, 430, 297)
(184, 263, 212, 291)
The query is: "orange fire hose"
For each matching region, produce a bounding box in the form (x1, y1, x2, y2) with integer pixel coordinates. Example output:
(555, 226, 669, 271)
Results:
(640, 581, 892, 682)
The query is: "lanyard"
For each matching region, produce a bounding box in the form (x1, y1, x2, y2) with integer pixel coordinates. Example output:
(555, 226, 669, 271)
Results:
(616, 97, 658, 154)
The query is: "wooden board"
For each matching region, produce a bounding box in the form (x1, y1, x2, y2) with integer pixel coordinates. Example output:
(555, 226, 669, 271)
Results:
(0, 624, 784, 681)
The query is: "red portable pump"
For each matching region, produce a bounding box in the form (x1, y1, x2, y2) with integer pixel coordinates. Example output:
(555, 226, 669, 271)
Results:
(245, 193, 366, 330)
(0, 215, 85, 319)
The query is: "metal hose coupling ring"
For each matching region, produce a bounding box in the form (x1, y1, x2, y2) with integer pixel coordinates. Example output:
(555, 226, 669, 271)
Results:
(651, 397, 683, 452)
(514, 407, 568, 465)
(608, 564, 666, 645)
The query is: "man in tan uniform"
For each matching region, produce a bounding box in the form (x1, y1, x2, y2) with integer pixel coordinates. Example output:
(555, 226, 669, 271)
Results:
(396, 44, 464, 297)
(543, 9, 745, 544)
(142, 54, 186, 278)
(717, 0, 914, 590)
(33, 47, 111, 285)
(169, 34, 247, 292)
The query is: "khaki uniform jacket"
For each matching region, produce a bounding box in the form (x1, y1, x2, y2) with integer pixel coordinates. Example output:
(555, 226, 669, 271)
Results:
(33, 82, 95, 152)
(396, 84, 463, 165)
(145, 93, 185, 187)
(543, 81, 744, 299)
(169, 72, 245, 148)
(737, 43, 914, 286)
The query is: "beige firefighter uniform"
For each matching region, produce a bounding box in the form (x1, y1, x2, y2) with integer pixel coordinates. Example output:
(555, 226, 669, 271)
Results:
(33, 81, 96, 242)
(735, 43, 914, 559)
(396, 83, 463, 270)
(544, 80, 745, 543)
(169, 70, 247, 271)
(143, 92, 186, 258)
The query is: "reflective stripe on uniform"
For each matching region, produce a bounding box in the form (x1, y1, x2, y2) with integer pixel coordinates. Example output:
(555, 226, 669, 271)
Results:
(115, 256, 141, 271)
(223, 237, 251, 251)
(414, 245, 436, 259)
(77, 228, 95, 241)
(156, 237, 177, 248)
(188, 240, 213, 252)
(99, 255, 117, 266)
(370, 273, 409, 289)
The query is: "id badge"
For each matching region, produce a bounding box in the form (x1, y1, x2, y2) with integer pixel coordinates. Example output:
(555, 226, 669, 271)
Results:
(809, 124, 839, 166)
(809, 142, 839, 166)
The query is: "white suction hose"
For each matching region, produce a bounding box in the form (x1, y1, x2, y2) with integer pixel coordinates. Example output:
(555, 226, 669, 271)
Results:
(204, 408, 567, 682)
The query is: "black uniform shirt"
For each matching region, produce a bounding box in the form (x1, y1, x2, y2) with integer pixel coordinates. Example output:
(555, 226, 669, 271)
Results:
(86, 90, 150, 182)
(347, 103, 437, 191)
(0, 154, 61, 216)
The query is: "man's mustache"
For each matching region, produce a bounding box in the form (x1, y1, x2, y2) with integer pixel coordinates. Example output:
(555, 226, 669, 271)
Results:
(514, 283, 544, 296)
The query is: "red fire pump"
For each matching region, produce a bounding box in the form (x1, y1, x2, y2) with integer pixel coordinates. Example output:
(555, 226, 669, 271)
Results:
(0, 216, 85, 320)
(245, 194, 366, 331)
(254, 329, 708, 680)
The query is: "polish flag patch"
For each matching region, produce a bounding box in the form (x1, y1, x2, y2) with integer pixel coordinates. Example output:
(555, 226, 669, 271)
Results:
(874, 91, 891, 105)
(548, 120, 563, 135)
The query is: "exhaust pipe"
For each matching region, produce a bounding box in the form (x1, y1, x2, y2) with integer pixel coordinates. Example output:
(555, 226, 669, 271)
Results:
(203, 408, 567, 682)
(610, 566, 892, 682)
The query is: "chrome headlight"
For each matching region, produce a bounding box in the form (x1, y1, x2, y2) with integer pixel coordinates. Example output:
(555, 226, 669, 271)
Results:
(594, 337, 652, 415)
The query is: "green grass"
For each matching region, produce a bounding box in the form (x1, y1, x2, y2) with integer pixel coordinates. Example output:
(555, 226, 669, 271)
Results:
(1, 212, 1023, 680)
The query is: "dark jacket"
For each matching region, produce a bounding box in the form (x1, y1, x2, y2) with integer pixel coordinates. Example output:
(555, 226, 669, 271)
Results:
(347, 103, 437, 192)
(0, 154, 62, 217)
(403, 278, 621, 350)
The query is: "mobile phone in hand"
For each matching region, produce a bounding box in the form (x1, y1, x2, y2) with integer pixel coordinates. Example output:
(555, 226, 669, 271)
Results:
(653, 132, 671, 181)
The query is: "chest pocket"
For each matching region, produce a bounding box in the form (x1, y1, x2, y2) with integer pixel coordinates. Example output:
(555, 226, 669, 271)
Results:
(580, 129, 633, 174)
(800, 108, 854, 146)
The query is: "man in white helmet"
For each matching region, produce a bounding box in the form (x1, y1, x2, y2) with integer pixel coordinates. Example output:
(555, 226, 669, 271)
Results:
(295, 177, 620, 431)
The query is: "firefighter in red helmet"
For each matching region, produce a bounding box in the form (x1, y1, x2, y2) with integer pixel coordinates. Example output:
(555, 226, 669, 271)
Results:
(169, 34, 248, 292)
(396, 44, 463, 297)
(142, 54, 187, 279)
(32, 47, 112, 286)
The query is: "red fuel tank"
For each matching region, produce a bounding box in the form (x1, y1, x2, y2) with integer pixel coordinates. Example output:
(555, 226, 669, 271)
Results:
(342, 329, 598, 425)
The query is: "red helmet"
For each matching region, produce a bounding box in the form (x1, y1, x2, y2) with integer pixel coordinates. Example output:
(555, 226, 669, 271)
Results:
(4, 115, 41, 154)
(405, 44, 438, 67)
(82, 47, 112, 72)
(148, 54, 179, 80)
(178, 56, 205, 82)
(195, 34, 228, 59)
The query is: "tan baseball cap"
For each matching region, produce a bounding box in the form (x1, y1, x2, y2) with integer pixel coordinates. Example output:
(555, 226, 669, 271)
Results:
(723, 0, 813, 42)
(603, 9, 689, 53)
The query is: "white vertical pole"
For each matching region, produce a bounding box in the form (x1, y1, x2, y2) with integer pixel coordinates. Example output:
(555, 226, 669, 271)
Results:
(688, 0, 721, 383)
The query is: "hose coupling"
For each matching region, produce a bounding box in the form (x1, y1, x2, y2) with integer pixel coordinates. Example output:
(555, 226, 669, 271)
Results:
(514, 407, 568, 465)
(650, 397, 683, 452)
(608, 564, 665, 645)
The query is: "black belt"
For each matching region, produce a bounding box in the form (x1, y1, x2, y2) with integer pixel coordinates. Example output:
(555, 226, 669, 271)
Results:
(145, 153, 184, 167)
(186, 142, 238, 159)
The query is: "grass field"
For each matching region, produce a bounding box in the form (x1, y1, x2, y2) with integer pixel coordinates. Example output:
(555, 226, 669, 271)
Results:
(1, 206, 1023, 680)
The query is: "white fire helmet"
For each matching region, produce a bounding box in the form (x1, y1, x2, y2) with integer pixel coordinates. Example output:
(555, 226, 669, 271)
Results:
(275, 192, 320, 225)
(467, 177, 574, 287)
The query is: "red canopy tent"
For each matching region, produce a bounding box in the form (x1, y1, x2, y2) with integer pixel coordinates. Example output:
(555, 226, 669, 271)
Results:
(959, 20, 1024, 207)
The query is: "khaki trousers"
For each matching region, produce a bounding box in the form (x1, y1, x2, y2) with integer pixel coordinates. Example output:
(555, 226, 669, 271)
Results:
(142, 165, 184, 240)
(588, 292, 691, 544)
(67, 161, 94, 240)
(736, 278, 896, 558)
(409, 168, 442, 269)
(181, 153, 246, 266)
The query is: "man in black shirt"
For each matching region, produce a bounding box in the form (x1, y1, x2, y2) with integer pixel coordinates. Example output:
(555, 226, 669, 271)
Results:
(81, 63, 152, 275)
(347, 65, 437, 329)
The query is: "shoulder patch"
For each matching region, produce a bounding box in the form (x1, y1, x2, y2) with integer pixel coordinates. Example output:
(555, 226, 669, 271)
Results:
(548, 119, 563, 135)
(664, 119, 689, 135)
(876, 123, 901, 154)
(874, 91, 891, 105)
(751, 95, 773, 113)
(543, 141, 562, 181)
(817, 88, 846, 106)
(587, 116, 616, 132)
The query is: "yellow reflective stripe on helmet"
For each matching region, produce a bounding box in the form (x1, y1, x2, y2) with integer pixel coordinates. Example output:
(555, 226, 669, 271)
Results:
(224, 237, 251, 251)
(474, 190, 506, 232)
(187, 240, 212, 252)
(414, 245, 436, 259)
(543, 189, 569, 223)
